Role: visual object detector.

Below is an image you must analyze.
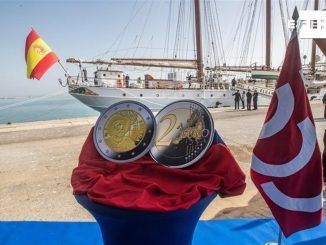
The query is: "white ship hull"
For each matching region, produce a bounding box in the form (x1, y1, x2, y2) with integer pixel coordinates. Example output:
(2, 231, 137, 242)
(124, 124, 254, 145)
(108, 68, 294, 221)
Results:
(69, 86, 237, 112)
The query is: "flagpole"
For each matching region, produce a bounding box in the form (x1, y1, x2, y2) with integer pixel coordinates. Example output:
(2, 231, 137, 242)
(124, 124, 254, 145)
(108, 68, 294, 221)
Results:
(57, 60, 69, 77)
(265, 8, 298, 245)
(277, 227, 282, 245)
(265, 227, 282, 245)
(253, 5, 322, 244)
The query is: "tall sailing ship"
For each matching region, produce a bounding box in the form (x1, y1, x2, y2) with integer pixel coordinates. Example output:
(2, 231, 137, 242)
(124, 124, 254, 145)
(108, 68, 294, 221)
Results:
(62, 0, 326, 112)
(63, 0, 236, 112)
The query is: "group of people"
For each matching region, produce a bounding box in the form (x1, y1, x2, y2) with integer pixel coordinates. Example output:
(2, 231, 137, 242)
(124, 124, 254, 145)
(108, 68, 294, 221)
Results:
(232, 89, 258, 110)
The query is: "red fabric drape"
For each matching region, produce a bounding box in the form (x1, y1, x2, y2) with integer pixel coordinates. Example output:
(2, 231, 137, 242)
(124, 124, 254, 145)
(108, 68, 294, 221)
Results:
(71, 128, 246, 212)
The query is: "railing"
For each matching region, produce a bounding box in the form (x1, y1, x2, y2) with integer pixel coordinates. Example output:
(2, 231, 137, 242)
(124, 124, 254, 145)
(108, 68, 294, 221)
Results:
(234, 82, 274, 97)
(67, 76, 231, 91)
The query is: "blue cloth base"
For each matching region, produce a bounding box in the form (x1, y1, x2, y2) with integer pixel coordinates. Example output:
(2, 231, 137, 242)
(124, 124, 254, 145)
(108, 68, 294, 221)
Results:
(75, 193, 217, 245)
(1, 219, 326, 245)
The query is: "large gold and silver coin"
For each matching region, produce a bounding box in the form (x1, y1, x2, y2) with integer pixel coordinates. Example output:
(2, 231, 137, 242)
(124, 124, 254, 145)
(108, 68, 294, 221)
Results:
(93, 101, 156, 163)
(150, 100, 214, 168)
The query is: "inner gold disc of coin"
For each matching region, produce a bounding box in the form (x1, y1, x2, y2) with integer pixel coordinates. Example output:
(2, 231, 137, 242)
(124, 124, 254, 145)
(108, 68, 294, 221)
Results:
(103, 110, 147, 153)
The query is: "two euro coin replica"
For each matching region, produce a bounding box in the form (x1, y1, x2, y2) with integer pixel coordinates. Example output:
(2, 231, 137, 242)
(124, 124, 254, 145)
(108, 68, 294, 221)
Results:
(93, 100, 214, 168)
(93, 101, 157, 163)
(150, 100, 214, 168)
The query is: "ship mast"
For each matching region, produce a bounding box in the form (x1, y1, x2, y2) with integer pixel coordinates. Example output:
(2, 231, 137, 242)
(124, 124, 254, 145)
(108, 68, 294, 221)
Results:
(266, 0, 271, 68)
(68, 2, 283, 76)
(194, 0, 204, 82)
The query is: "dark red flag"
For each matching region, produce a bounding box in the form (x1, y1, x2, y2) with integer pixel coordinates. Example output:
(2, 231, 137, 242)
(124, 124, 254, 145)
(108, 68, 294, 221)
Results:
(251, 31, 323, 237)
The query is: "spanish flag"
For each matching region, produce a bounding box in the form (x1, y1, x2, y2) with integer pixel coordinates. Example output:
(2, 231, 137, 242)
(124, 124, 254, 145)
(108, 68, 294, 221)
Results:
(25, 29, 59, 80)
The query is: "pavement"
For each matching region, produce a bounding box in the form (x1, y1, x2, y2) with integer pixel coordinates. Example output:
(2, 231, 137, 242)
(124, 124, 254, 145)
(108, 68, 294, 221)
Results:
(0, 102, 325, 221)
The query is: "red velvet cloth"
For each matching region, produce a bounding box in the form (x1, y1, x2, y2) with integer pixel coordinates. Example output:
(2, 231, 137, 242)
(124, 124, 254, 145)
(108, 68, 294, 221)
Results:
(71, 128, 246, 212)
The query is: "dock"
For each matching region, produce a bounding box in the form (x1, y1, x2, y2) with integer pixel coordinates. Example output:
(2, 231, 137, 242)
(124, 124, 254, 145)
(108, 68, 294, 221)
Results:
(0, 102, 325, 221)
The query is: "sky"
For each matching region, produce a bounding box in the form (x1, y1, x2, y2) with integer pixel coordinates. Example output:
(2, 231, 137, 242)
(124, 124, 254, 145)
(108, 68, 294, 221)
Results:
(0, 0, 320, 97)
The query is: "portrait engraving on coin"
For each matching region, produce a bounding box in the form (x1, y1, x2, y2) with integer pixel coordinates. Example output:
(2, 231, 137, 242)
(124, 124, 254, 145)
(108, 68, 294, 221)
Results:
(94, 101, 156, 163)
(103, 110, 146, 153)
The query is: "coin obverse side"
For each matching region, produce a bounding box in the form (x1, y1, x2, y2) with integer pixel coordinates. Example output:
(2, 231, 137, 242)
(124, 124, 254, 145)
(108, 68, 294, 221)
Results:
(93, 101, 157, 163)
(150, 100, 214, 168)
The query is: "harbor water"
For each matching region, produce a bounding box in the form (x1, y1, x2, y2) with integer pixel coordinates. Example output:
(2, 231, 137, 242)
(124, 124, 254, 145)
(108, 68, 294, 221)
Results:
(0, 94, 99, 124)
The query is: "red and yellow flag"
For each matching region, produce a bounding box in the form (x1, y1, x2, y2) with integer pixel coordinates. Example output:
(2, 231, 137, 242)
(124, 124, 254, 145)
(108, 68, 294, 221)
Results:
(25, 29, 59, 80)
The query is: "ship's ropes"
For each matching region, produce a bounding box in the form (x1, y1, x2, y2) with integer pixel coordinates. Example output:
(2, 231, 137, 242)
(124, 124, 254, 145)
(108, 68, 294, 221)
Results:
(279, 0, 289, 47)
(202, 0, 226, 68)
(187, 1, 195, 60)
(212, 0, 226, 66)
(285, 0, 291, 18)
(249, 1, 263, 65)
(240, 0, 258, 66)
(161, 0, 195, 79)
(296, 0, 309, 32)
(171, 0, 197, 60)
(301, 0, 310, 11)
(173, 0, 186, 59)
(89, 0, 146, 60)
(131, 0, 154, 59)
(237, 0, 253, 65)
(163, 0, 173, 59)
(226, 0, 261, 66)
(226, 0, 260, 66)
(225, 0, 247, 66)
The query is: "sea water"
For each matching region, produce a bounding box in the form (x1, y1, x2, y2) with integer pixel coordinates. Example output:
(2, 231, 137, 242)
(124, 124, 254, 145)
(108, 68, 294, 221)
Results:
(0, 94, 99, 124)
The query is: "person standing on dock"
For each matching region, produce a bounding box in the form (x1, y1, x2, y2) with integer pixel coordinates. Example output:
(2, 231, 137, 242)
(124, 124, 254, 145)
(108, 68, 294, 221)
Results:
(246, 89, 252, 110)
(323, 130, 326, 186)
(232, 90, 241, 110)
(323, 93, 326, 119)
(253, 90, 258, 110)
(188, 75, 192, 88)
(231, 77, 236, 88)
(241, 91, 245, 109)
(125, 74, 130, 88)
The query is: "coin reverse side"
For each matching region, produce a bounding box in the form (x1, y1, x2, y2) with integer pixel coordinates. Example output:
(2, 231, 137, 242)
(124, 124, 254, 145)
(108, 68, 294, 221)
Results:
(150, 100, 214, 168)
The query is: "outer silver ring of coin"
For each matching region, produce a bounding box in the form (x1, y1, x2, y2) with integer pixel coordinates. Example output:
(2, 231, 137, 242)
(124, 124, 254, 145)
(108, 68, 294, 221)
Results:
(93, 100, 156, 163)
(150, 100, 214, 168)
